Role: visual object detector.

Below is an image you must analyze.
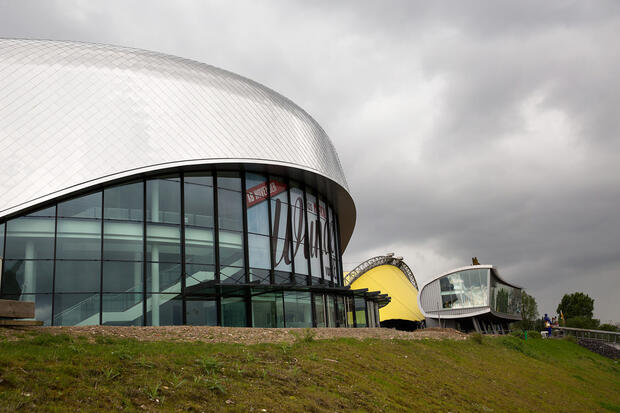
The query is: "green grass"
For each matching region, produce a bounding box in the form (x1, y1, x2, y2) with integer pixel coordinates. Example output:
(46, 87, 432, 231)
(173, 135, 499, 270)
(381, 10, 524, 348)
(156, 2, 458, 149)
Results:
(0, 332, 618, 412)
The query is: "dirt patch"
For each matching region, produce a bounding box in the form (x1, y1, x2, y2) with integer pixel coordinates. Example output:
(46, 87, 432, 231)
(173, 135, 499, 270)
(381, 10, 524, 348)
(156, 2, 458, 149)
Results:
(0, 325, 467, 344)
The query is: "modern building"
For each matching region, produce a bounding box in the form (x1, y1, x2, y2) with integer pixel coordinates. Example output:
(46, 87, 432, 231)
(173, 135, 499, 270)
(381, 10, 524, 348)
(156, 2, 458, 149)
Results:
(345, 255, 423, 330)
(418, 265, 522, 333)
(0, 38, 388, 327)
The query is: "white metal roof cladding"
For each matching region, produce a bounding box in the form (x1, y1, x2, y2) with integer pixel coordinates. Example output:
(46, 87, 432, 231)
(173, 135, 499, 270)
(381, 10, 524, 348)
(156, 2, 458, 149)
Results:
(0, 38, 351, 219)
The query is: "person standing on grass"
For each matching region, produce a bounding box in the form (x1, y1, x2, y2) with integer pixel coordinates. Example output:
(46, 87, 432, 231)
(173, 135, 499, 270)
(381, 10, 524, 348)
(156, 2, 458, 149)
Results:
(544, 313, 552, 338)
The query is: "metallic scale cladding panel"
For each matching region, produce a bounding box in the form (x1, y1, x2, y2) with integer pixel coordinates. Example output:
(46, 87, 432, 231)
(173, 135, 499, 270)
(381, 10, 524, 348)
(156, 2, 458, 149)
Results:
(0, 39, 354, 245)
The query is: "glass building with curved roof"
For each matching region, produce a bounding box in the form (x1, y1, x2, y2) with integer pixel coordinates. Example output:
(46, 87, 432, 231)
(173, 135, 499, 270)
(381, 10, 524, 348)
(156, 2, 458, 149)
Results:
(418, 265, 522, 333)
(0, 39, 386, 327)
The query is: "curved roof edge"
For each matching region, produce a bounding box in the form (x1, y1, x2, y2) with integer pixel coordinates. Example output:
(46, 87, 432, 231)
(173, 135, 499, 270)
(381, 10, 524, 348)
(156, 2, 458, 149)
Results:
(419, 264, 521, 293)
(0, 158, 357, 251)
(344, 255, 418, 290)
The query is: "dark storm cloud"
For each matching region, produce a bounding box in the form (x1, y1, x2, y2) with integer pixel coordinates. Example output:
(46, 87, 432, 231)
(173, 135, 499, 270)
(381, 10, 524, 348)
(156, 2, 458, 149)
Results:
(0, 0, 618, 320)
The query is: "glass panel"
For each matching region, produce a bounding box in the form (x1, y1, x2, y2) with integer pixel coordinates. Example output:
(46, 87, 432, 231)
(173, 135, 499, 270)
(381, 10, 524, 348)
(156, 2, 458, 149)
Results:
(1, 260, 53, 295)
(269, 177, 288, 203)
(252, 291, 284, 328)
(147, 261, 181, 293)
(270, 197, 289, 240)
(102, 293, 144, 326)
(185, 173, 213, 187)
(0, 223, 4, 258)
(490, 273, 521, 316)
(274, 270, 291, 285)
(220, 266, 245, 284)
(16, 294, 52, 326)
(354, 297, 367, 328)
(314, 294, 326, 328)
(55, 260, 100, 293)
(319, 200, 332, 281)
(336, 296, 347, 327)
(146, 294, 183, 326)
(248, 233, 270, 270)
(273, 237, 292, 272)
(54, 293, 100, 326)
(326, 295, 335, 327)
(246, 173, 270, 235)
(185, 227, 215, 264)
(221, 296, 246, 327)
(25, 206, 55, 217)
(217, 171, 241, 192)
(440, 269, 489, 309)
(185, 264, 215, 294)
(184, 175, 214, 228)
(219, 230, 244, 267)
(58, 192, 101, 219)
(104, 182, 143, 221)
(293, 242, 309, 275)
(186, 299, 217, 326)
(347, 296, 355, 326)
(102, 261, 143, 293)
(147, 178, 180, 224)
(146, 223, 181, 262)
(103, 220, 143, 261)
(249, 268, 270, 284)
(283, 291, 312, 328)
(56, 218, 101, 260)
(5, 216, 55, 259)
(218, 188, 243, 231)
(306, 194, 321, 278)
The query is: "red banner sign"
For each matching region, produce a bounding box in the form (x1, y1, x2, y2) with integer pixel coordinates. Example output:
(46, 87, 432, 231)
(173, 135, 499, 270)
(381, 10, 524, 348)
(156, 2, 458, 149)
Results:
(246, 180, 287, 207)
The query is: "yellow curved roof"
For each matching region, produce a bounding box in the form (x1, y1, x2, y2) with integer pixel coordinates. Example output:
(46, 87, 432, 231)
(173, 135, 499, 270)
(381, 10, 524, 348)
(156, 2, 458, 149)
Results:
(349, 265, 424, 322)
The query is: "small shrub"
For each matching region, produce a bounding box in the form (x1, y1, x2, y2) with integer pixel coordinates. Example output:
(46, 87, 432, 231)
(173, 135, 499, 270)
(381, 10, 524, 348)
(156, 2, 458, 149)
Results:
(527, 331, 542, 339)
(197, 357, 221, 374)
(297, 328, 316, 344)
(470, 333, 484, 344)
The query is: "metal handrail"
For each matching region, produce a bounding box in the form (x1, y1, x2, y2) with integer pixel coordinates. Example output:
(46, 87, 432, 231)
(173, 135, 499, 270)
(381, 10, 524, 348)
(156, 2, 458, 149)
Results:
(555, 326, 619, 344)
(344, 255, 418, 290)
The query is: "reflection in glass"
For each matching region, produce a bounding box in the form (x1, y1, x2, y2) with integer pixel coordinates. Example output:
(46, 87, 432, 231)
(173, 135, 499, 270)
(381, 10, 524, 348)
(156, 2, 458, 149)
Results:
(147, 178, 180, 224)
(217, 171, 241, 192)
(146, 223, 181, 262)
(54, 293, 100, 326)
(219, 230, 244, 267)
(314, 294, 326, 327)
(55, 261, 100, 293)
(103, 261, 143, 293)
(5, 216, 55, 259)
(186, 299, 217, 326)
(440, 269, 489, 309)
(104, 182, 143, 221)
(58, 192, 101, 219)
(1, 260, 53, 295)
(246, 173, 269, 235)
(248, 233, 270, 269)
(147, 262, 181, 293)
(283, 291, 312, 327)
(56, 218, 101, 260)
(185, 227, 215, 264)
(252, 291, 284, 328)
(218, 189, 243, 231)
(221, 296, 246, 327)
(103, 220, 143, 261)
(184, 175, 214, 228)
(146, 294, 183, 326)
(102, 293, 144, 325)
(354, 297, 367, 327)
(220, 266, 245, 284)
(17, 294, 52, 326)
(185, 264, 215, 294)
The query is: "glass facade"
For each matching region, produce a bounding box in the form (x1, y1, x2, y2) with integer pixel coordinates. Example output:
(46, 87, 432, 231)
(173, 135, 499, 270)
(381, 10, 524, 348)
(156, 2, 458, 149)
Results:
(439, 268, 489, 309)
(490, 274, 522, 316)
(0, 169, 381, 327)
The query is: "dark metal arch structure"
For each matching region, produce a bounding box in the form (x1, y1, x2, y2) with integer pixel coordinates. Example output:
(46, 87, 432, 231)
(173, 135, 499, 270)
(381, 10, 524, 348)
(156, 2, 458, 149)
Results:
(344, 255, 418, 290)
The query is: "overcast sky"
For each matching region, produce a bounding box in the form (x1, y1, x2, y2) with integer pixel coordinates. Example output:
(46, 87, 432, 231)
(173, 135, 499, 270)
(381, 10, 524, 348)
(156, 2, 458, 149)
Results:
(1, 0, 618, 321)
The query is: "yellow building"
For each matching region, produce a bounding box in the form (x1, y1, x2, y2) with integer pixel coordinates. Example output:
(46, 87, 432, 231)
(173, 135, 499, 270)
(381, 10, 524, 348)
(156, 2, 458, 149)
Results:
(345, 255, 424, 330)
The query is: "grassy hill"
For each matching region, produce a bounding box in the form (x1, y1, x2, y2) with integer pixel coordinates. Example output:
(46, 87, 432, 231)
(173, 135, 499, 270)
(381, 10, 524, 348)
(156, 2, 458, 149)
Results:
(0, 329, 618, 412)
